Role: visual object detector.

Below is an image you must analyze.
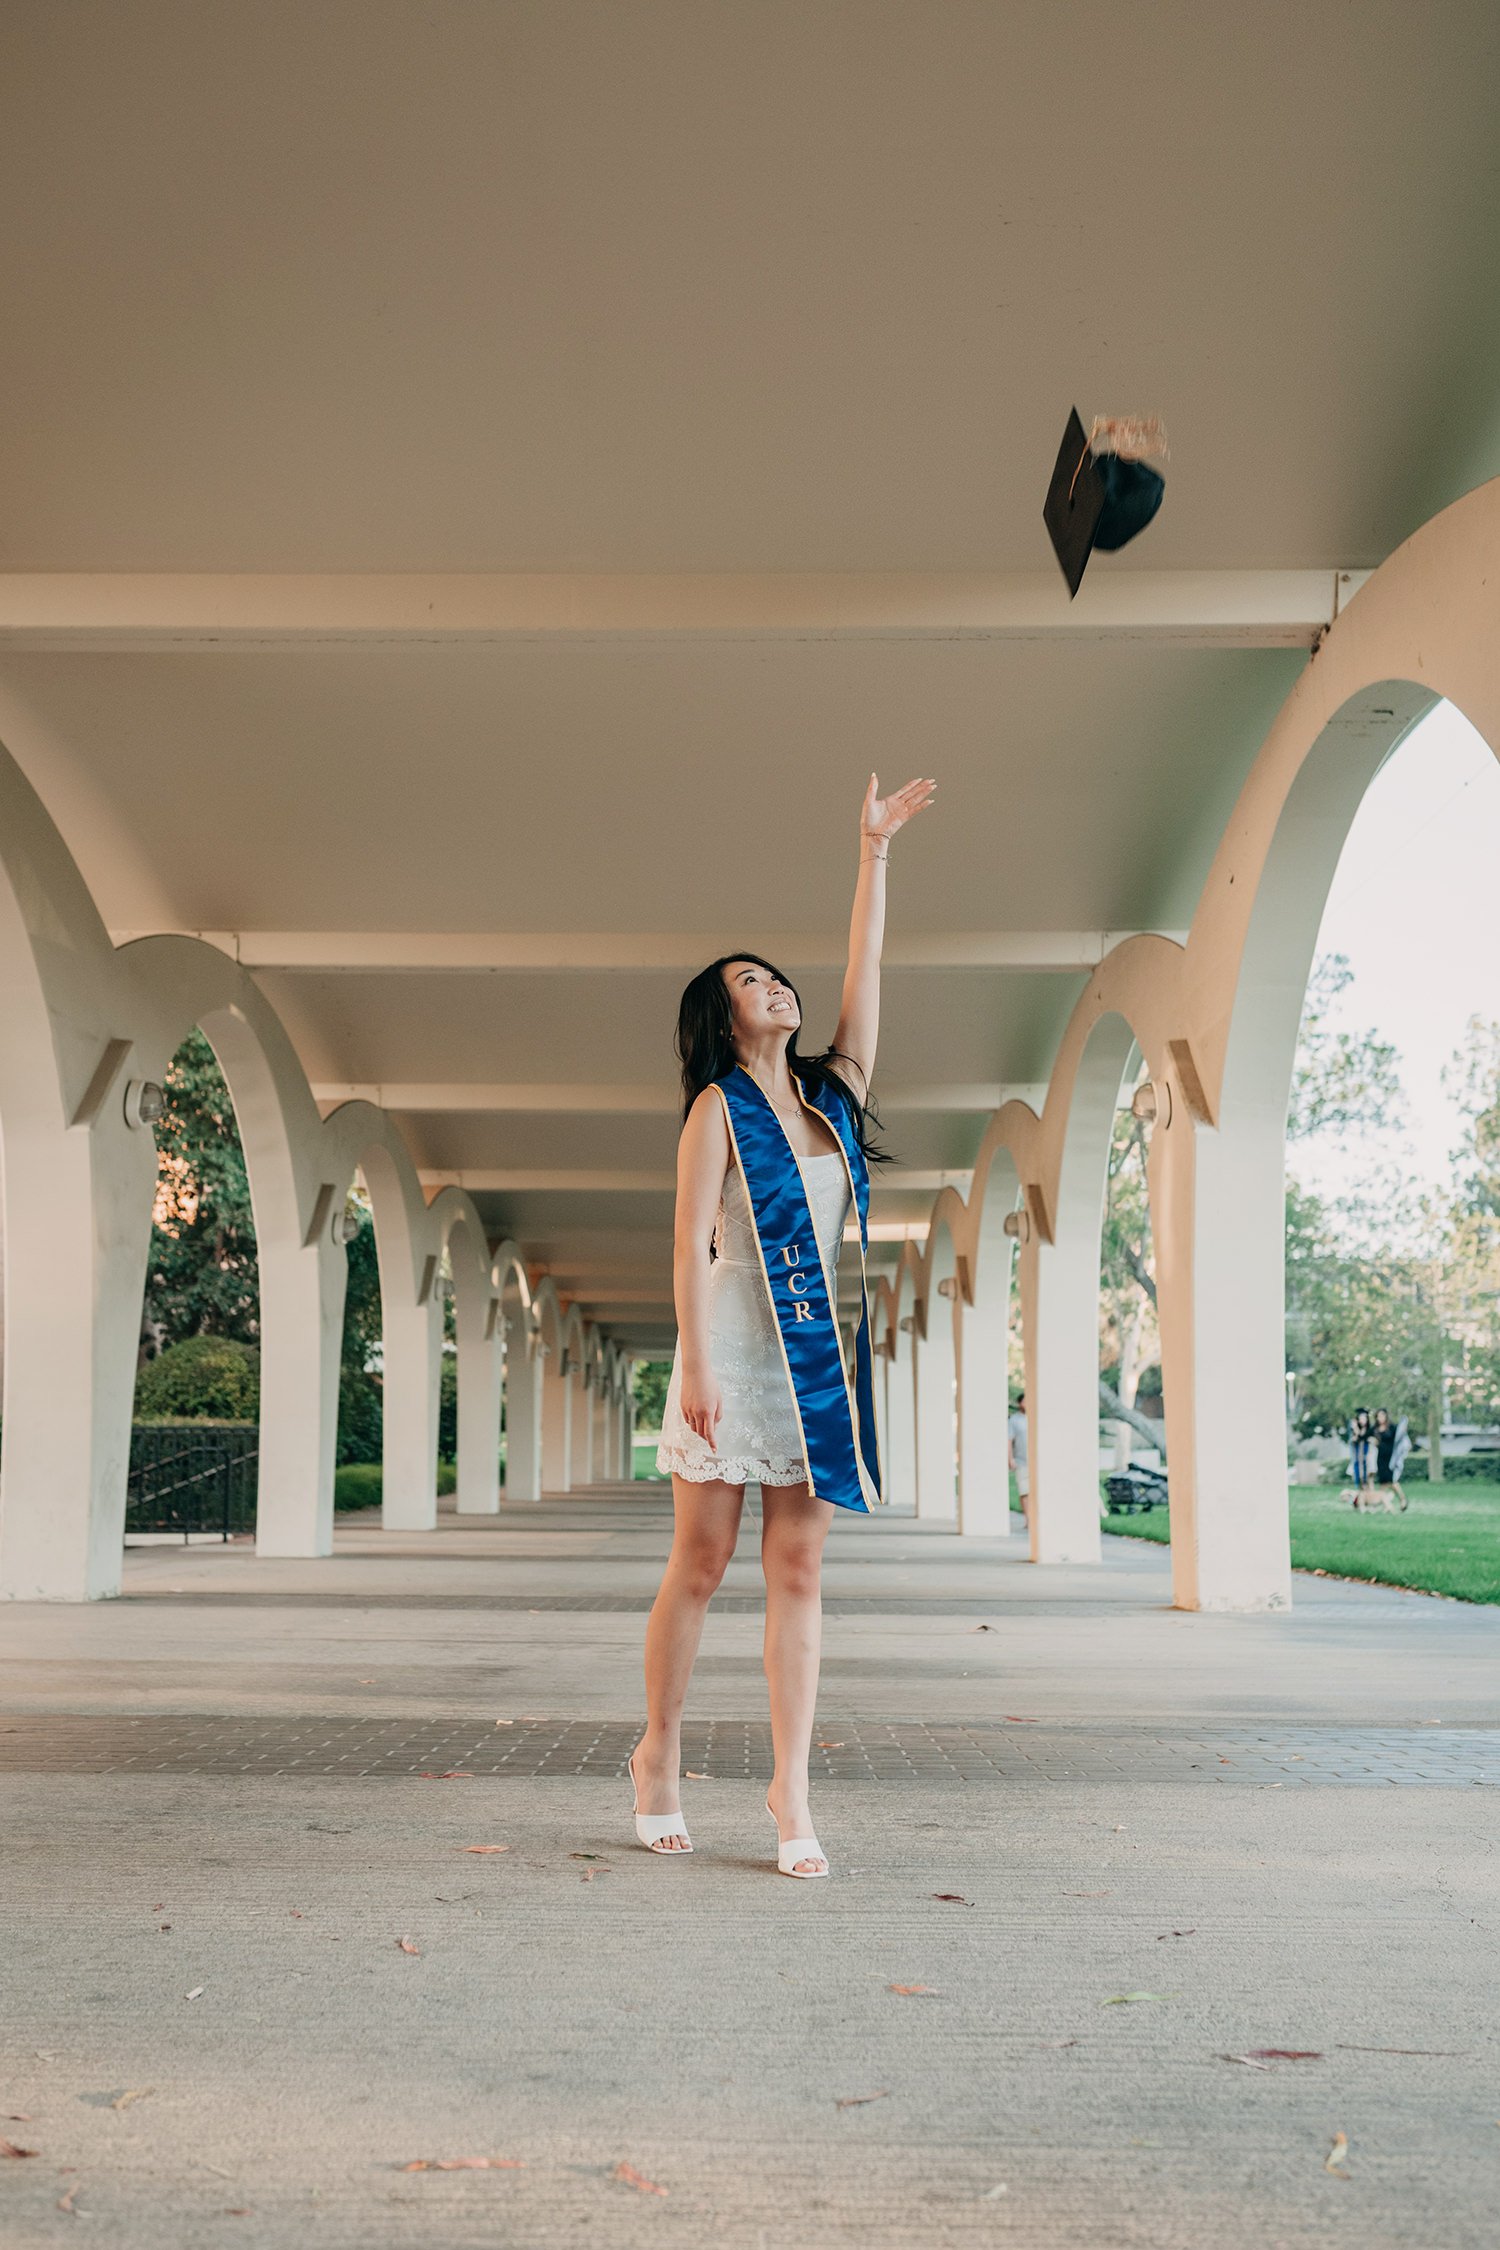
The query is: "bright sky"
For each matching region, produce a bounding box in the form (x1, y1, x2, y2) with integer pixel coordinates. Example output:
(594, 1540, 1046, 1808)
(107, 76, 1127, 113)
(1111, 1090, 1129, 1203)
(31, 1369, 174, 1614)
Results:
(1296, 698, 1500, 1204)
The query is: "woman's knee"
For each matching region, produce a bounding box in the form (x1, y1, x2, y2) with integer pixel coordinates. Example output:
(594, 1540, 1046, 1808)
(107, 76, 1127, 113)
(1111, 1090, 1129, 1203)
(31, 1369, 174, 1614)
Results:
(674, 1534, 736, 1600)
(763, 1542, 824, 1603)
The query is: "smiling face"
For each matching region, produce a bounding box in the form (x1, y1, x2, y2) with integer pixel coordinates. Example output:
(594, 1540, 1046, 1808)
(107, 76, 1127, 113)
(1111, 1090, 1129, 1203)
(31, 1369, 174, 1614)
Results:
(721, 958, 801, 1048)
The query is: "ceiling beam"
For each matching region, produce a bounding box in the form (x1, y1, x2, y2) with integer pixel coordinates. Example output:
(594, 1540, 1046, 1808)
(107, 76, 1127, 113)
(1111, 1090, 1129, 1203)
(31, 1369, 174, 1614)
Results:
(319, 1078, 1038, 1113)
(114, 930, 1179, 973)
(421, 1167, 968, 1193)
(0, 569, 1368, 649)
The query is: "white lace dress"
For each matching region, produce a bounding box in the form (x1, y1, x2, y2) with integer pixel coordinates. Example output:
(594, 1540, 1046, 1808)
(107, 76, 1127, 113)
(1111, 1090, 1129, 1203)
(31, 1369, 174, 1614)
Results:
(656, 1152, 852, 1486)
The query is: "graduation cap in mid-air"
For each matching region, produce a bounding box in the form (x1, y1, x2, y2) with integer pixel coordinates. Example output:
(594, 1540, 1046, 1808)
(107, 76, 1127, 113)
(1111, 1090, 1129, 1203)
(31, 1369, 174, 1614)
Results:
(1043, 408, 1168, 597)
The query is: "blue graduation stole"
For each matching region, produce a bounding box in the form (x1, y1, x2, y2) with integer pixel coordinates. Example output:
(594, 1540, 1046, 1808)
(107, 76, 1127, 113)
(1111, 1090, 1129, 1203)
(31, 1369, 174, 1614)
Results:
(713, 1064, 884, 1513)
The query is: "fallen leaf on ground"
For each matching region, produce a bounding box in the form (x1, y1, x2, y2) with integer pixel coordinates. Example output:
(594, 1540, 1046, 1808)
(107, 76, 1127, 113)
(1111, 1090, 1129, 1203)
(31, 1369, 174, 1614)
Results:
(932, 1893, 971, 1904)
(357, 1678, 375, 1685)
(4, 2114, 32, 2123)
(971, 1623, 994, 1632)
(1336, 2043, 1465, 2057)
(396, 1937, 421, 1955)
(612, 2161, 667, 2196)
(888, 1984, 938, 1997)
(815, 1741, 846, 1750)
(571, 1852, 608, 1862)
(1325, 2132, 1351, 2176)
(684, 1769, 711, 1779)
(461, 1845, 510, 1854)
(417, 1770, 474, 1780)
(110, 2089, 153, 2111)
(223, 2207, 253, 2216)
(158, 1923, 172, 1933)
(0, 2140, 38, 2159)
(1039, 2039, 1077, 2049)
(400, 2156, 525, 2172)
(288, 1910, 303, 1919)
(1245, 2048, 1322, 2061)
(834, 2089, 890, 2109)
(1156, 1929, 1197, 1940)
(1222, 2053, 1272, 2071)
(1003, 1715, 1038, 1722)
(1101, 1992, 1168, 2006)
(57, 2180, 80, 2213)
(981, 2182, 1010, 2199)
(494, 1719, 514, 1727)
(151, 1903, 164, 1912)
(184, 1986, 205, 2001)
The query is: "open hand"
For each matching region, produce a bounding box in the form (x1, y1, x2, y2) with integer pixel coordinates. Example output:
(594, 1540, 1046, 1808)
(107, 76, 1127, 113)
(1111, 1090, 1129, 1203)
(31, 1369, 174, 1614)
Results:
(863, 773, 937, 846)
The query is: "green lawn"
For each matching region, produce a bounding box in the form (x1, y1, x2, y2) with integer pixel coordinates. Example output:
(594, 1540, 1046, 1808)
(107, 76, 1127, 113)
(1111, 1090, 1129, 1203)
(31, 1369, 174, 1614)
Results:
(1103, 1479, 1500, 1604)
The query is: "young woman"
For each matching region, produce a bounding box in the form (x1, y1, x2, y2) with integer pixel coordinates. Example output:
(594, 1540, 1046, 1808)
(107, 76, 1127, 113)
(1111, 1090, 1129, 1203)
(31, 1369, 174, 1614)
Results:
(1348, 1407, 1372, 1510)
(1364, 1407, 1410, 1513)
(629, 773, 936, 1876)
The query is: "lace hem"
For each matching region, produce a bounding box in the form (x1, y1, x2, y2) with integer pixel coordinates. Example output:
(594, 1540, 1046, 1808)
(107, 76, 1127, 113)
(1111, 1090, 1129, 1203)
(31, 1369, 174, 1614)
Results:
(656, 1445, 809, 1487)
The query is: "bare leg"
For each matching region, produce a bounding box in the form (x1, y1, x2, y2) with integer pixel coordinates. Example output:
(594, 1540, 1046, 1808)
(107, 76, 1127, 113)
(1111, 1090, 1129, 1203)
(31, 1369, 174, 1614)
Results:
(761, 1482, 833, 1875)
(630, 1476, 743, 1849)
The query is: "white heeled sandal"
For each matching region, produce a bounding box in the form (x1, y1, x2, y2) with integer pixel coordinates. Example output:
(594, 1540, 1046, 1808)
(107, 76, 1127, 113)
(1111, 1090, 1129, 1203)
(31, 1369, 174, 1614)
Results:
(767, 1797, 828, 1879)
(628, 1755, 693, 1855)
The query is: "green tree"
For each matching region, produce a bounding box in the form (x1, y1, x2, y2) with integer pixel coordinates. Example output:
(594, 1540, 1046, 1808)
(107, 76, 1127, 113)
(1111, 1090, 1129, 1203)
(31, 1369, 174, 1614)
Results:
(143, 1030, 259, 1350)
(1288, 953, 1405, 1142)
(633, 1360, 671, 1428)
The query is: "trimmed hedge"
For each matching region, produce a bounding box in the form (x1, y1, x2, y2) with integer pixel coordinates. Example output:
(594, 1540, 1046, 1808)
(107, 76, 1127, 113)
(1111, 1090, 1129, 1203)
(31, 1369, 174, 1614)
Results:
(333, 1461, 457, 1512)
(135, 1336, 260, 1420)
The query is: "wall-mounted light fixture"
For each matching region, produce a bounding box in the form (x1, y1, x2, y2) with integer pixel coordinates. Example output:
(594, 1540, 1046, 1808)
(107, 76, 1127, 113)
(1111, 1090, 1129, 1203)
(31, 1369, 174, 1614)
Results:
(122, 1078, 164, 1130)
(1003, 1208, 1030, 1243)
(1131, 1078, 1170, 1126)
(936, 1275, 958, 1300)
(434, 1273, 455, 1302)
(331, 1206, 360, 1246)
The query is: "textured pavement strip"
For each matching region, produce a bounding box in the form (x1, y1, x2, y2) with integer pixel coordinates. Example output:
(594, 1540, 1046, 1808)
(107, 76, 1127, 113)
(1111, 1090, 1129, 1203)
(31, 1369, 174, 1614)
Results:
(3, 1712, 1500, 1783)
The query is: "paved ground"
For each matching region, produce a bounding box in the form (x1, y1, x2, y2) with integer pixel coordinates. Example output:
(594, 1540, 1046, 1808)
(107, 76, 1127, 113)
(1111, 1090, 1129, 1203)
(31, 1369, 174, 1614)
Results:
(4, 1488, 1499, 2247)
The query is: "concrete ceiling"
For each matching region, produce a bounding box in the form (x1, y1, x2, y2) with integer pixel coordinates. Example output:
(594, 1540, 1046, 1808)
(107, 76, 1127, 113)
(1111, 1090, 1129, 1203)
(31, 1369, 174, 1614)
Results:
(1, 0, 1497, 1352)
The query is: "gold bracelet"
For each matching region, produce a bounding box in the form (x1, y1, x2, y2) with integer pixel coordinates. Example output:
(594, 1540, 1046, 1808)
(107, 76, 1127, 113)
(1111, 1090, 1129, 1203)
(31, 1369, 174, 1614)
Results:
(862, 842, 890, 862)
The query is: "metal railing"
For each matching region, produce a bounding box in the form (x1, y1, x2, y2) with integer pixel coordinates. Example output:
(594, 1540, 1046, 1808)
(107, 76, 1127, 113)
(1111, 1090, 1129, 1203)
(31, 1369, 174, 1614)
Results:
(125, 1421, 259, 1541)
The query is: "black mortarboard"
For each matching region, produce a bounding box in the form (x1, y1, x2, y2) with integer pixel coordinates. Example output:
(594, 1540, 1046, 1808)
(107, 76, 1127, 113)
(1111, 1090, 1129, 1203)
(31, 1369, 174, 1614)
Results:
(1043, 407, 1167, 597)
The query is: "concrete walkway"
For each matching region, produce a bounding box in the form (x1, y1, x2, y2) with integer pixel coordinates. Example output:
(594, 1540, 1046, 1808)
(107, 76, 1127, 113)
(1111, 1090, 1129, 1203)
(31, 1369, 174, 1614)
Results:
(4, 1489, 1499, 2247)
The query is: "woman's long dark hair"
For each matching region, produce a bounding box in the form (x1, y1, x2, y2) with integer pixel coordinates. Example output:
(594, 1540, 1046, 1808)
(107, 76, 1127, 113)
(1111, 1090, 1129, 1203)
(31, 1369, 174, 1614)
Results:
(674, 952, 889, 1166)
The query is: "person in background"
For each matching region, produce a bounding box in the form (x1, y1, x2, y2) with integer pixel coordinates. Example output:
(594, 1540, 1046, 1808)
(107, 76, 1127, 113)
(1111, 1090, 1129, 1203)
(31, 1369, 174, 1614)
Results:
(1347, 1406, 1371, 1508)
(1364, 1407, 1410, 1513)
(1008, 1391, 1030, 1522)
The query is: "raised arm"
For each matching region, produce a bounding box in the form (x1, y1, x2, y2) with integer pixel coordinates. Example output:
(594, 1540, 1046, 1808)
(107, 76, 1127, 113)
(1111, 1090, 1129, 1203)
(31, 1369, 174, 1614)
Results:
(831, 772, 937, 1089)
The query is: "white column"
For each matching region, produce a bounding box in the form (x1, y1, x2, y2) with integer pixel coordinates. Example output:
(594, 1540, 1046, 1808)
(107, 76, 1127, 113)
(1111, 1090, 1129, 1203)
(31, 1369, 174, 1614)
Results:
(0, 1113, 157, 1601)
(620, 1374, 636, 1478)
(570, 1364, 594, 1486)
(914, 1283, 958, 1523)
(883, 1325, 918, 1510)
(454, 1288, 502, 1514)
(381, 1290, 442, 1528)
(956, 1254, 1015, 1535)
(591, 1375, 611, 1483)
(1151, 1069, 1292, 1611)
(541, 1349, 571, 1492)
(502, 1311, 543, 1501)
(254, 1228, 348, 1555)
